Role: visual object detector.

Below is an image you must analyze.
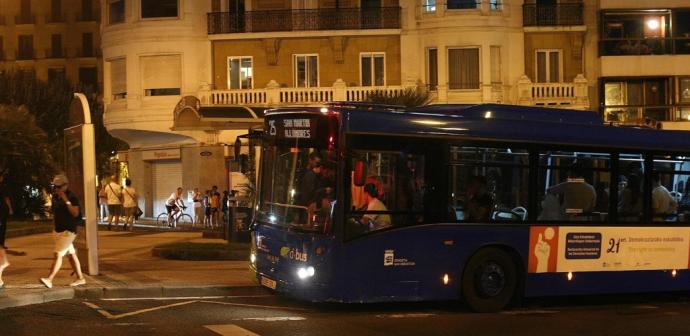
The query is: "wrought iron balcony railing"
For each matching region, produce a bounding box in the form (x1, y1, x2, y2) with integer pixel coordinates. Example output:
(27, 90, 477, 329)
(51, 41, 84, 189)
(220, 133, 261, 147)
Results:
(15, 14, 35, 25)
(208, 7, 401, 34)
(523, 3, 583, 26)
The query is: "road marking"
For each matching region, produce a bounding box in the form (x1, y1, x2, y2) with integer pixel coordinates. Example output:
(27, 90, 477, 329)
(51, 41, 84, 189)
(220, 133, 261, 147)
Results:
(633, 305, 660, 309)
(199, 300, 309, 311)
(83, 300, 198, 320)
(501, 310, 559, 315)
(238, 317, 306, 321)
(102, 295, 271, 301)
(376, 313, 436, 319)
(206, 324, 261, 336)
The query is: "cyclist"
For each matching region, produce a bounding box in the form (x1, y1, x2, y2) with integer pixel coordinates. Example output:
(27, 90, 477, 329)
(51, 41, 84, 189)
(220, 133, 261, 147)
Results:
(165, 187, 185, 228)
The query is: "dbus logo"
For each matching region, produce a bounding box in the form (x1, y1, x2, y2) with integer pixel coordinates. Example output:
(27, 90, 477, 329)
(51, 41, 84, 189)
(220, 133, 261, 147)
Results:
(384, 250, 394, 266)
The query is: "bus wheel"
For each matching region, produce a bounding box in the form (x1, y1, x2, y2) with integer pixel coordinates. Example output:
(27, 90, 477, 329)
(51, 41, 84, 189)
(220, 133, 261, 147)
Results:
(461, 247, 518, 313)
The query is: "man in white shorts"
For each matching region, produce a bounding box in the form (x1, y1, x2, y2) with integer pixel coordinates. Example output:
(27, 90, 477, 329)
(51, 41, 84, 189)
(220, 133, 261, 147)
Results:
(40, 175, 86, 288)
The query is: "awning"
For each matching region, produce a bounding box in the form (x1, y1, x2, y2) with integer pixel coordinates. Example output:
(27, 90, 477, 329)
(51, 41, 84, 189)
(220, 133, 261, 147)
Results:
(172, 96, 266, 131)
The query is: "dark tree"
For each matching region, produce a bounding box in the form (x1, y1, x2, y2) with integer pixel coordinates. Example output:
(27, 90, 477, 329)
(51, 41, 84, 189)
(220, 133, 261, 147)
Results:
(365, 87, 431, 108)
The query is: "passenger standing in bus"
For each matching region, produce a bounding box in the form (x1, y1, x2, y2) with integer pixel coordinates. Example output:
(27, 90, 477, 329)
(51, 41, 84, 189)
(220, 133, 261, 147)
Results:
(466, 175, 494, 222)
(297, 152, 324, 207)
(618, 174, 642, 220)
(652, 172, 678, 220)
(547, 162, 596, 218)
(360, 183, 391, 230)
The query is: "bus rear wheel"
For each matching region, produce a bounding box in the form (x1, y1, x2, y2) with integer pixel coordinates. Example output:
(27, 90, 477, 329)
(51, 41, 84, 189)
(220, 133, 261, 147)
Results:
(461, 247, 518, 313)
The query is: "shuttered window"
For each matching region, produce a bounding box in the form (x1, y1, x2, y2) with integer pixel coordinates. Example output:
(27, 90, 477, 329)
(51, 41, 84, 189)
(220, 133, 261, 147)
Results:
(141, 55, 181, 96)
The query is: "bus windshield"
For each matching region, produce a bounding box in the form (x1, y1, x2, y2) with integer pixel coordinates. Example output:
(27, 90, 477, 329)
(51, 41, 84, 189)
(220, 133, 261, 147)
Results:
(257, 114, 338, 233)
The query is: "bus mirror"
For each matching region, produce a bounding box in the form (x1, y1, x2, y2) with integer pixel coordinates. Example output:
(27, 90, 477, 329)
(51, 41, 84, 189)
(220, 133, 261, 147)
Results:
(354, 160, 366, 187)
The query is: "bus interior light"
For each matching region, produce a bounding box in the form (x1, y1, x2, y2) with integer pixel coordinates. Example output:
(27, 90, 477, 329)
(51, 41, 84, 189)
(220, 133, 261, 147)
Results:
(567, 272, 573, 281)
(443, 274, 450, 285)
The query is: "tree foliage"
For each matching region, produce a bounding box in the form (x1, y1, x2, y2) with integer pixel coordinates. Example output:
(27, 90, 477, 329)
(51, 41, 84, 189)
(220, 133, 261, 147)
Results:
(365, 87, 431, 108)
(0, 105, 56, 217)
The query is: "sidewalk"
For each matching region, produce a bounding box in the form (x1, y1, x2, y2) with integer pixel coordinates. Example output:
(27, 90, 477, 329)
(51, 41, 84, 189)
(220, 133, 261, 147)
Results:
(0, 229, 259, 310)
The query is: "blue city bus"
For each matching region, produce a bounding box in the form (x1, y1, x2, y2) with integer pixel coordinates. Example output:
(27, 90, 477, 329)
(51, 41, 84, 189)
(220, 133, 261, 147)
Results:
(249, 103, 690, 312)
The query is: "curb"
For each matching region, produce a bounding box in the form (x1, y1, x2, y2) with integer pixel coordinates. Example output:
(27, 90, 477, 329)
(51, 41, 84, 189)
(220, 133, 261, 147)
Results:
(0, 285, 263, 310)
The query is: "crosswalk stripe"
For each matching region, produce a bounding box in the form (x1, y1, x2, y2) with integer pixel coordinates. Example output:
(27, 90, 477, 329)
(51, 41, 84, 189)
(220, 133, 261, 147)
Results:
(83, 300, 198, 319)
(239, 317, 305, 321)
(206, 324, 261, 336)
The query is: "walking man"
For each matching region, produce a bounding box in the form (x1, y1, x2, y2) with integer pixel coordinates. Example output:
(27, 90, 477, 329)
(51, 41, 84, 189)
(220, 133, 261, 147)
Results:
(40, 174, 86, 288)
(105, 174, 123, 230)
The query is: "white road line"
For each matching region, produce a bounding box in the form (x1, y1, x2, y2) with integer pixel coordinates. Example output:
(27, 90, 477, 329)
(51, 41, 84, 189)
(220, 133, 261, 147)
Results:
(199, 300, 309, 311)
(375, 313, 436, 319)
(83, 300, 198, 320)
(205, 324, 261, 336)
(501, 310, 560, 315)
(102, 295, 271, 301)
(633, 305, 660, 309)
(238, 317, 306, 321)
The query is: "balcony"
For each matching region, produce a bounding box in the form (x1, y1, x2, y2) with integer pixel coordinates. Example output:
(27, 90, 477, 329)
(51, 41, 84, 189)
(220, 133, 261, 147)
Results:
(208, 7, 401, 34)
(16, 50, 35, 61)
(46, 13, 65, 23)
(517, 74, 589, 109)
(522, 3, 583, 27)
(198, 79, 409, 106)
(600, 37, 690, 56)
(48, 49, 66, 59)
(15, 14, 35, 25)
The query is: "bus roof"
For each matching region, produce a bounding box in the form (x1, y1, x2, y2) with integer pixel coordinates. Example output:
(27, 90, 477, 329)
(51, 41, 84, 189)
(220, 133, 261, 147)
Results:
(266, 104, 690, 153)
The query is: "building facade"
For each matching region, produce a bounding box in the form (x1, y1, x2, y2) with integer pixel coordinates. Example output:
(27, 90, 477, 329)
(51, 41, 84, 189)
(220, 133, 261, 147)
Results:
(0, 0, 101, 87)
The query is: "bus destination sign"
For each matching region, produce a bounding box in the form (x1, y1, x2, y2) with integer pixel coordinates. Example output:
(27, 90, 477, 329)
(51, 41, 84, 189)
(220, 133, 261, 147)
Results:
(268, 117, 317, 140)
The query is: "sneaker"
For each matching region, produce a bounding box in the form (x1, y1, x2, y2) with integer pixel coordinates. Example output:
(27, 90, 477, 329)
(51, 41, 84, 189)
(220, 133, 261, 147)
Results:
(40, 277, 53, 289)
(70, 278, 86, 287)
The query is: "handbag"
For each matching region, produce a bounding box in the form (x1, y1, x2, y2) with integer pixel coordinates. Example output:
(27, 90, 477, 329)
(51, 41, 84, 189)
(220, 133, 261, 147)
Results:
(134, 206, 144, 219)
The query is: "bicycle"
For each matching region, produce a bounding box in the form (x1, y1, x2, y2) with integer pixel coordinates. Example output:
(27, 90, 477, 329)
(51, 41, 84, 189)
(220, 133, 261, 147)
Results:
(156, 205, 194, 229)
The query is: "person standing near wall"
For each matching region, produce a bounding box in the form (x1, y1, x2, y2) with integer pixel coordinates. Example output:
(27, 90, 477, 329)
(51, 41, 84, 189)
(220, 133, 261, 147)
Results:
(192, 188, 203, 226)
(122, 178, 137, 231)
(105, 174, 123, 230)
(0, 172, 14, 288)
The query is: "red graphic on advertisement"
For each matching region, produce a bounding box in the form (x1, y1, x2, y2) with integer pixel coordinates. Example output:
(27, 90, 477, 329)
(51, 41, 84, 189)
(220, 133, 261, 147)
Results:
(528, 226, 559, 273)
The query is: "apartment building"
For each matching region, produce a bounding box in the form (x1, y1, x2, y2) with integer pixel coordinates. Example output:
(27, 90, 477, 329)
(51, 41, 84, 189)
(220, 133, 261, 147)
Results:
(0, 0, 101, 87)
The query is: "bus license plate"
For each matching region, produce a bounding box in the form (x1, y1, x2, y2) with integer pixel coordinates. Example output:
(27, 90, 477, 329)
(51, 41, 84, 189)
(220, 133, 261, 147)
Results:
(260, 276, 277, 289)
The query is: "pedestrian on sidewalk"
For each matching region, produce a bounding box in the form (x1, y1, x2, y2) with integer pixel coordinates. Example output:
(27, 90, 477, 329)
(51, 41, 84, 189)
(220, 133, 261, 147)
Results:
(210, 186, 220, 228)
(0, 171, 14, 288)
(122, 178, 137, 231)
(192, 188, 203, 226)
(203, 190, 211, 227)
(98, 183, 108, 222)
(40, 174, 86, 289)
(105, 174, 123, 230)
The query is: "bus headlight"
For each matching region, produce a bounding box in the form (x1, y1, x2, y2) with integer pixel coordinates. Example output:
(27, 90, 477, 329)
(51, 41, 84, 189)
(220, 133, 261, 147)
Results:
(297, 266, 315, 280)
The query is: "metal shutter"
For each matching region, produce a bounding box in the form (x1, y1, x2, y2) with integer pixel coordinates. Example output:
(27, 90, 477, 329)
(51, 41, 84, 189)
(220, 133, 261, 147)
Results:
(152, 161, 183, 217)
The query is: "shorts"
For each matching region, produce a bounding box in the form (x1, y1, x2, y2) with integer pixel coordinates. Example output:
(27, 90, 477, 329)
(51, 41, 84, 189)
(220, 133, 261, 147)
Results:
(123, 206, 137, 217)
(166, 205, 179, 214)
(53, 230, 77, 257)
(108, 204, 123, 216)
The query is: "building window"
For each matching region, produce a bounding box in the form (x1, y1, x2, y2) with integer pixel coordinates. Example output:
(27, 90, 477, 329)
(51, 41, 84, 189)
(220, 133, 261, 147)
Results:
(50, 0, 62, 22)
(17, 0, 34, 24)
(141, 55, 181, 96)
(0, 37, 4, 61)
(81, 0, 93, 21)
(108, 0, 125, 24)
(600, 10, 679, 56)
(48, 67, 66, 83)
(17, 35, 33, 60)
(603, 78, 671, 124)
(79, 67, 98, 89)
(448, 47, 480, 90)
(50, 34, 62, 58)
(490, 46, 501, 84)
(110, 58, 127, 100)
(446, 0, 479, 10)
(82, 33, 93, 57)
(427, 48, 438, 91)
(423, 0, 436, 12)
(294, 54, 318, 88)
(489, 0, 501, 11)
(360, 53, 384, 87)
(228, 57, 253, 89)
(141, 0, 178, 19)
(535, 49, 562, 83)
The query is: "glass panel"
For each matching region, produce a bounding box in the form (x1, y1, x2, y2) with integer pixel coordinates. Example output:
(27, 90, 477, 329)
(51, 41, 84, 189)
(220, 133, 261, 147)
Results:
(240, 58, 252, 89)
(296, 56, 306, 87)
(538, 151, 610, 222)
(448, 48, 479, 89)
(549, 51, 559, 82)
(428, 49, 438, 91)
(652, 157, 685, 222)
(617, 155, 644, 222)
(423, 0, 436, 12)
(680, 78, 690, 104)
(361, 56, 372, 86)
(229, 58, 240, 89)
(536, 51, 546, 83)
(109, 0, 125, 24)
(141, 0, 178, 18)
(308, 56, 318, 87)
(374, 55, 384, 86)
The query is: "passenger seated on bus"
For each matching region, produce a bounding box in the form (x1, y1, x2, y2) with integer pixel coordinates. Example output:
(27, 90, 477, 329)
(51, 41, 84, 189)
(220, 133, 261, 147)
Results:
(538, 193, 561, 221)
(466, 175, 494, 222)
(594, 182, 609, 213)
(546, 162, 596, 219)
(652, 172, 678, 220)
(618, 174, 642, 219)
(359, 183, 392, 230)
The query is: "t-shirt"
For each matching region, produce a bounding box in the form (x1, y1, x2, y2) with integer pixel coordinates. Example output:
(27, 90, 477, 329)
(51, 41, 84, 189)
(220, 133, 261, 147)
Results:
(166, 192, 180, 206)
(105, 182, 123, 205)
(548, 180, 596, 215)
(652, 185, 677, 215)
(210, 193, 220, 208)
(53, 191, 80, 233)
(362, 198, 391, 230)
(122, 186, 137, 208)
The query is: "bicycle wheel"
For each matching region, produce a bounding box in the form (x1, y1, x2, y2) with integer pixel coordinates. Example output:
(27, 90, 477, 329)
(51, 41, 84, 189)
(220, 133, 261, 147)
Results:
(156, 213, 169, 227)
(177, 214, 194, 229)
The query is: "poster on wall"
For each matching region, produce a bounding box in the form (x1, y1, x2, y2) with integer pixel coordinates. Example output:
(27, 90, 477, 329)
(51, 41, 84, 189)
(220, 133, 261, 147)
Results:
(529, 226, 690, 273)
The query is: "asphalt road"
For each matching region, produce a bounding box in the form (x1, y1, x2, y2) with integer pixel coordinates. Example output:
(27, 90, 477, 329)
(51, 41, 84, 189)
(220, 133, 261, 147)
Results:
(3, 293, 690, 335)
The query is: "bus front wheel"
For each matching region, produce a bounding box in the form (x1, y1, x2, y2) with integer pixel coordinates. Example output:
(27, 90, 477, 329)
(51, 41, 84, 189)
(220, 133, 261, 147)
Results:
(461, 247, 518, 313)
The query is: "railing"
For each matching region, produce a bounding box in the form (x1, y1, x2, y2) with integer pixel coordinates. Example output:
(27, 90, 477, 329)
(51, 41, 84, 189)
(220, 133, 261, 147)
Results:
(16, 50, 34, 60)
(199, 80, 409, 106)
(600, 37, 690, 56)
(46, 13, 65, 23)
(522, 3, 583, 26)
(15, 14, 35, 24)
(48, 49, 66, 58)
(208, 7, 401, 34)
(517, 74, 589, 109)
(446, 0, 480, 10)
